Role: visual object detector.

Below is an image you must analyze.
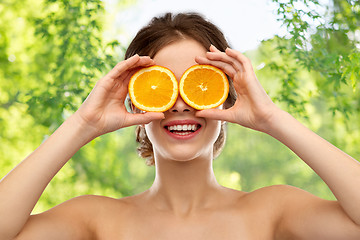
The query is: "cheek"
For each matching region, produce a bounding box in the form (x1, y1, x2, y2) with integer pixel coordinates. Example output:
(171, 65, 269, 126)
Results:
(144, 123, 154, 140)
(207, 120, 222, 143)
(144, 121, 160, 145)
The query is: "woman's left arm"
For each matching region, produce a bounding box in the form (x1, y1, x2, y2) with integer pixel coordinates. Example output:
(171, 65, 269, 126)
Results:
(266, 106, 360, 223)
(195, 46, 360, 238)
(263, 107, 360, 239)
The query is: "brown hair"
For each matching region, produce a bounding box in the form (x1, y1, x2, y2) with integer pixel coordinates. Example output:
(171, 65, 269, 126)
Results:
(125, 12, 237, 166)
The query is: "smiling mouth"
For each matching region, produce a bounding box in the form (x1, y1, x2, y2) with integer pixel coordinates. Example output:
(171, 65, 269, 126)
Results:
(164, 124, 202, 136)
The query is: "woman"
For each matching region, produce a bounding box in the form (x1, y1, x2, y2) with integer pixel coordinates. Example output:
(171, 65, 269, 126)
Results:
(1, 12, 360, 239)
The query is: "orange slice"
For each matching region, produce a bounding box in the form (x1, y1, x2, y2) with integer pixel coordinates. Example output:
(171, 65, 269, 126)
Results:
(179, 65, 229, 110)
(128, 65, 178, 112)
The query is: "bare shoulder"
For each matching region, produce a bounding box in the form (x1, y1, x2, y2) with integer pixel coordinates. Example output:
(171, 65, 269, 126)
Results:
(242, 184, 327, 206)
(246, 184, 307, 196)
(239, 184, 307, 207)
(67, 194, 139, 232)
(230, 185, 297, 225)
(244, 185, 360, 239)
(15, 195, 130, 240)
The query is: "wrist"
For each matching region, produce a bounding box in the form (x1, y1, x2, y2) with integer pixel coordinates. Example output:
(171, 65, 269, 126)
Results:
(65, 113, 99, 145)
(260, 107, 291, 136)
(262, 108, 308, 147)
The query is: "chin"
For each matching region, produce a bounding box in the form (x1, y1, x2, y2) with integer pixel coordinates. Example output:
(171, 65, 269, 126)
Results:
(155, 146, 213, 164)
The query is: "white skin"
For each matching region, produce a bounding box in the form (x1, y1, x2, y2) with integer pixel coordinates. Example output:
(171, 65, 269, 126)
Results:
(0, 38, 360, 240)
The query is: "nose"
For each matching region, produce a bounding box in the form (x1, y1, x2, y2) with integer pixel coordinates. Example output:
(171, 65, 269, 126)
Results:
(169, 95, 193, 113)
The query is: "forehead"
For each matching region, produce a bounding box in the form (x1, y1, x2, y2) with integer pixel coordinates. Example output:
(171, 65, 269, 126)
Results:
(153, 39, 207, 79)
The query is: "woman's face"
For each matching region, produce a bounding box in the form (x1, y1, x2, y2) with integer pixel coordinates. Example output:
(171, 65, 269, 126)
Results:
(144, 38, 222, 163)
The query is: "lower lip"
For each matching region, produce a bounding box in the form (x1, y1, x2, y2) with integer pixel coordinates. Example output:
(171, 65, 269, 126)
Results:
(164, 128, 201, 140)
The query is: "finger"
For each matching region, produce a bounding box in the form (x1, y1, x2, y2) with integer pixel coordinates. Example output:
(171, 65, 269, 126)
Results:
(209, 44, 222, 52)
(225, 48, 263, 91)
(125, 112, 164, 127)
(107, 55, 155, 80)
(106, 54, 140, 79)
(195, 56, 237, 77)
(206, 51, 243, 73)
(225, 48, 253, 71)
(132, 56, 155, 68)
(195, 108, 235, 123)
(106, 57, 155, 91)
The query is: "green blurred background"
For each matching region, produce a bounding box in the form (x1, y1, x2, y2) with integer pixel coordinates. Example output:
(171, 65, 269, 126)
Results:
(0, 0, 359, 213)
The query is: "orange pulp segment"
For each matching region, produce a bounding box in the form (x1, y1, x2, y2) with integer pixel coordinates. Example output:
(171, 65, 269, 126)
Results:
(179, 65, 229, 110)
(128, 65, 178, 112)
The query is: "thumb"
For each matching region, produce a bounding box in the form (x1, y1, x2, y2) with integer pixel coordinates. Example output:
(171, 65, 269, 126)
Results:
(126, 112, 165, 126)
(195, 109, 232, 122)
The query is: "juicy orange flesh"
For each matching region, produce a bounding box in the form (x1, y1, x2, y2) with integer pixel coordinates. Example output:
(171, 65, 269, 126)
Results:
(183, 69, 225, 105)
(132, 70, 174, 108)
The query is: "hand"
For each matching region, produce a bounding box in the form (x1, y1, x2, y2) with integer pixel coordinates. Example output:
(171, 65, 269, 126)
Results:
(73, 55, 164, 139)
(195, 46, 279, 133)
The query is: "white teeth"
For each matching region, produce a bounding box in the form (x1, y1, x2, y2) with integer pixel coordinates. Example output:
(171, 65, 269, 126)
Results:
(176, 132, 189, 135)
(167, 124, 199, 132)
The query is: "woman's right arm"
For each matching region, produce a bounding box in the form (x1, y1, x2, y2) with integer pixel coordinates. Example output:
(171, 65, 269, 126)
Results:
(0, 55, 163, 240)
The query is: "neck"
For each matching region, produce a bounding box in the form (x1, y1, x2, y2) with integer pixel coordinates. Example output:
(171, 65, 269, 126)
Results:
(147, 154, 222, 216)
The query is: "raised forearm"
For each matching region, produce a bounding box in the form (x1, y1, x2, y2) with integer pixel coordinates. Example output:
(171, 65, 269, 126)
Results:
(0, 114, 94, 239)
(266, 109, 360, 225)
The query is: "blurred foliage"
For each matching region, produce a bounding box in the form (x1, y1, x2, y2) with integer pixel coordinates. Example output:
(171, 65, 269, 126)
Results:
(0, 0, 359, 213)
(271, 0, 360, 117)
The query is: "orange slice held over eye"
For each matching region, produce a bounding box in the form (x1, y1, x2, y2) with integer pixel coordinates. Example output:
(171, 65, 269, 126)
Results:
(128, 65, 178, 112)
(179, 65, 229, 110)
(128, 64, 229, 112)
